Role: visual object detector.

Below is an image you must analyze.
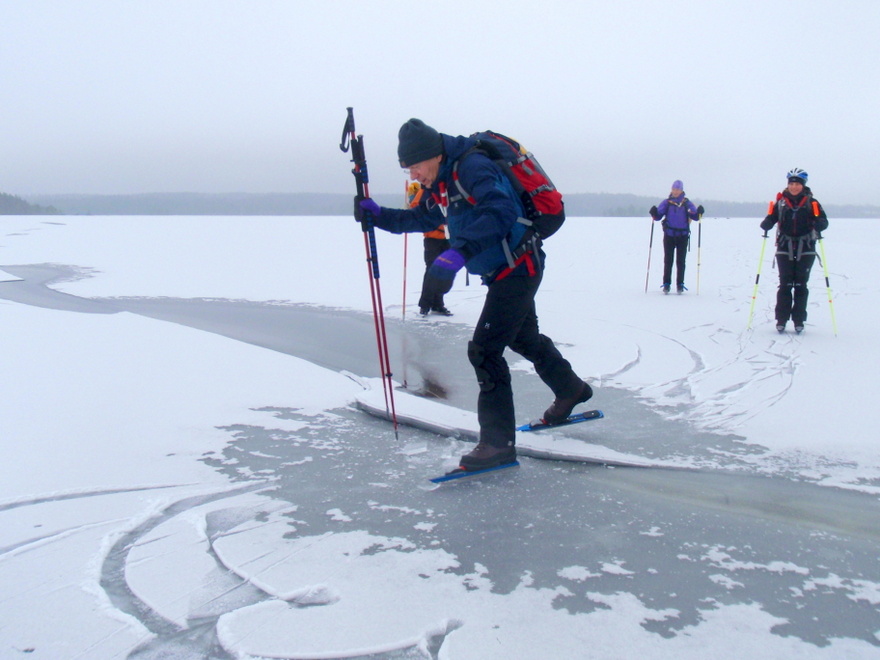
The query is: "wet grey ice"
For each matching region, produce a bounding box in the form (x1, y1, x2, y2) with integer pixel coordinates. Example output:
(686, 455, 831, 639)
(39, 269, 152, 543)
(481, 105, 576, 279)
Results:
(3, 263, 880, 657)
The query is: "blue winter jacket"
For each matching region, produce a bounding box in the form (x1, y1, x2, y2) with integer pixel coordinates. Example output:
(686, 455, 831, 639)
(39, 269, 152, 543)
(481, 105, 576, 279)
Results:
(375, 134, 530, 280)
(656, 193, 699, 237)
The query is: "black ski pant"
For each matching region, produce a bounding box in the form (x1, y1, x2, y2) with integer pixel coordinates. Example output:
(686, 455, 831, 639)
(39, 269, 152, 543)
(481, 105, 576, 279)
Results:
(775, 253, 816, 325)
(469, 270, 584, 449)
(662, 234, 689, 287)
(418, 237, 451, 310)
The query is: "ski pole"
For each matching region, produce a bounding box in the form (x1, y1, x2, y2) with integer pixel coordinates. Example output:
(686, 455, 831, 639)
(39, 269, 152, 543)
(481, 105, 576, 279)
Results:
(340, 107, 398, 436)
(696, 214, 702, 295)
(402, 233, 408, 320)
(747, 230, 770, 330)
(402, 181, 410, 321)
(398, 184, 409, 389)
(817, 233, 838, 336)
(644, 217, 655, 293)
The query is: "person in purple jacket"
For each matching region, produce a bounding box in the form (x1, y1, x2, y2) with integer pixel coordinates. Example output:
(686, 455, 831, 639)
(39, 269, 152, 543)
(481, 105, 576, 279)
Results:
(649, 180, 703, 294)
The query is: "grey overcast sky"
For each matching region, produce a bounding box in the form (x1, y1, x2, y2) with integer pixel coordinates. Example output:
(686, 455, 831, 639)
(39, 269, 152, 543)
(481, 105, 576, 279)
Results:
(3, 0, 879, 205)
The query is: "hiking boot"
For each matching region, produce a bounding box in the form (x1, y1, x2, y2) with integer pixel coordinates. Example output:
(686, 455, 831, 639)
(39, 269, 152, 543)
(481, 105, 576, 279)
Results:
(677, 284, 687, 294)
(794, 324, 804, 334)
(419, 307, 430, 316)
(661, 283, 671, 294)
(542, 381, 593, 425)
(459, 443, 517, 471)
(432, 306, 453, 316)
(776, 322, 786, 333)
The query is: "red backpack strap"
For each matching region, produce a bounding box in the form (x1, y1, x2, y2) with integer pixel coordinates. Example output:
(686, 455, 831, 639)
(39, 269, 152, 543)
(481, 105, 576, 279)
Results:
(493, 251, 537, 282)
(451, 157, 476, 205)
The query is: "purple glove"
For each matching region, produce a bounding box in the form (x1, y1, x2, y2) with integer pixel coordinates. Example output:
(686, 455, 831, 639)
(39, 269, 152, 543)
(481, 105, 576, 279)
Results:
(354, 196, 381, 223)
(427, 249, 466, 281)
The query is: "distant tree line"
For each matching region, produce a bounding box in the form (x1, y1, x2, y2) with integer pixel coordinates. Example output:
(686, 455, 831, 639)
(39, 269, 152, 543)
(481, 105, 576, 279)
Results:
(1, 192, 60, 215)
(20, 191, 880, 219)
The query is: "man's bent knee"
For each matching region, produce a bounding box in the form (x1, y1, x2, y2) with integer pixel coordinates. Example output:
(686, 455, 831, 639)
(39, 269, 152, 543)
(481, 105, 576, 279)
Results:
(468, 340, 502, 393)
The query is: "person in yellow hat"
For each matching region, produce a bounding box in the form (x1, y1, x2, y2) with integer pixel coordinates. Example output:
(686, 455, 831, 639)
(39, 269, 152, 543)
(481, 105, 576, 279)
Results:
(407, 182, 452, 316)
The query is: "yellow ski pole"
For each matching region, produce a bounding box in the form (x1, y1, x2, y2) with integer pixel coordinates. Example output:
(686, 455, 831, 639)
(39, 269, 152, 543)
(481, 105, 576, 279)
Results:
(747, 230, 770, 330)
(817, 233, 838, 336)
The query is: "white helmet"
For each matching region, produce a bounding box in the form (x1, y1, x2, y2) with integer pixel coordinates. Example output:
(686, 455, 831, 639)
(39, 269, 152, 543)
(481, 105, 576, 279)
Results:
(786, 168, 808, 184)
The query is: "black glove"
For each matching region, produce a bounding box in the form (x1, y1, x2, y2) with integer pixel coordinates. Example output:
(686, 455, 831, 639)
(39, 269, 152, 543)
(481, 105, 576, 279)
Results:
(421, 273, 455, 302)
(353, 196, 382, 223)
(696, 205, 704, 216)
(420, 249, 464, 301)
(649, 205, 659, 219)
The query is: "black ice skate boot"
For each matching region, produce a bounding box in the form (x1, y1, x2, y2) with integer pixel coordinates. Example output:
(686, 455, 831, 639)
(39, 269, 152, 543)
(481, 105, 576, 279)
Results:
(542, 381, 593, 426)
(459, 443, 517, 471)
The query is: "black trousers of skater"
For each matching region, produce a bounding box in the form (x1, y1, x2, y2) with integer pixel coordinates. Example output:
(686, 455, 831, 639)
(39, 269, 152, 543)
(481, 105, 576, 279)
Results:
(469, 269, 583, 448)
(418, 237, 451, 310)
(662, 233, 690, 287)
(775, 253, 816, 325)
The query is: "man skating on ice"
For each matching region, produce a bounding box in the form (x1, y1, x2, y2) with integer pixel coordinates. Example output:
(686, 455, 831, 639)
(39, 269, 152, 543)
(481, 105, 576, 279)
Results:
(356, 118, 592, 470)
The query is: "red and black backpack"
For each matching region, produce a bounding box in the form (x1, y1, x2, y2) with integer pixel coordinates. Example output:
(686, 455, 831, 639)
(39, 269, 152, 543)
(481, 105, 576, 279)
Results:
(451, 131, 565, 240)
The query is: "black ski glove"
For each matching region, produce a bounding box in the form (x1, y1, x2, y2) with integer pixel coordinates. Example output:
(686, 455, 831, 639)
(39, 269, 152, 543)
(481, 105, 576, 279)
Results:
(649, 205, 659, 220)
(422, 274, 454, 302)
(696, 205, 704, 216)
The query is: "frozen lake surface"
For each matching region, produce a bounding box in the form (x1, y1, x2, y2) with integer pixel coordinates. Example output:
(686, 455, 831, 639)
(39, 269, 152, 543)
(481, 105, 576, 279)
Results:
(2, 215, 879, 658)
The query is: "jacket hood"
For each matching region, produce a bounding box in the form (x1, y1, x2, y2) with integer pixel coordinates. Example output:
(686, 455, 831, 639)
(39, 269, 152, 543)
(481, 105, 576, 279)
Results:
(438, 134, 479, 179)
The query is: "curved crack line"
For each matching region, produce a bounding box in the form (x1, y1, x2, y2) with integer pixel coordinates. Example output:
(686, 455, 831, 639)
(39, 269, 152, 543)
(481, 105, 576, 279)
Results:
(0, 518, 125, 559)
(0, 484, 191, 513)
(99, 482, 272, 637)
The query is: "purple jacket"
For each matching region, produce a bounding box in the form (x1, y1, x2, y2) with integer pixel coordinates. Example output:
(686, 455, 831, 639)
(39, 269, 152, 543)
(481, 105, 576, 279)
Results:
(656, 193, 698, 236)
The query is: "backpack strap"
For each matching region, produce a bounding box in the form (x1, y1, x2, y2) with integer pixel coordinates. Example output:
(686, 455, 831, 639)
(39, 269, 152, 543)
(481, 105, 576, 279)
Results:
(451, 151, 538, 270)
(494, 251, 537, 282)
(451, 153, 478, 205)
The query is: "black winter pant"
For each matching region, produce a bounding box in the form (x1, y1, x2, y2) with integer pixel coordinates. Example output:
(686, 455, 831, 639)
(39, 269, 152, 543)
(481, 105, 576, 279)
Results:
(418, 237, 450, 310)
(469, 270, 583, 448)
(775, 253, 816, 325)
(662, 234, 689, 287)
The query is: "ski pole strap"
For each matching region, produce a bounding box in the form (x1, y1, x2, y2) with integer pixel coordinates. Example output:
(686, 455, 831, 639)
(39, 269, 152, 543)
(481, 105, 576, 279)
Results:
(339, 107, 355, 153)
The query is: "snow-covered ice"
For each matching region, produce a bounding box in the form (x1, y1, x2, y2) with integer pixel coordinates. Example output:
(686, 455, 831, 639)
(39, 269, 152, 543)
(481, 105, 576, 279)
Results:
(2, 214, 879, 658)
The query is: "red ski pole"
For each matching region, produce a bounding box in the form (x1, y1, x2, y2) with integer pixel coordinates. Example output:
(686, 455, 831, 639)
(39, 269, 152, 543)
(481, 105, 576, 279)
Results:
(340, 107, 398, 436)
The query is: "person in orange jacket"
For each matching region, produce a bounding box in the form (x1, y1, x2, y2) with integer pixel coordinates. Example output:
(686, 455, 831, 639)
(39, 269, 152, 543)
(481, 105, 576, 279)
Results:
(407, 182, 453, 316)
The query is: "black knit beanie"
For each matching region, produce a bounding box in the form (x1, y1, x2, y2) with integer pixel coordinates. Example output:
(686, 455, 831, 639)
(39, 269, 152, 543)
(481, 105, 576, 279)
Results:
(397, 119, 443, 167)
